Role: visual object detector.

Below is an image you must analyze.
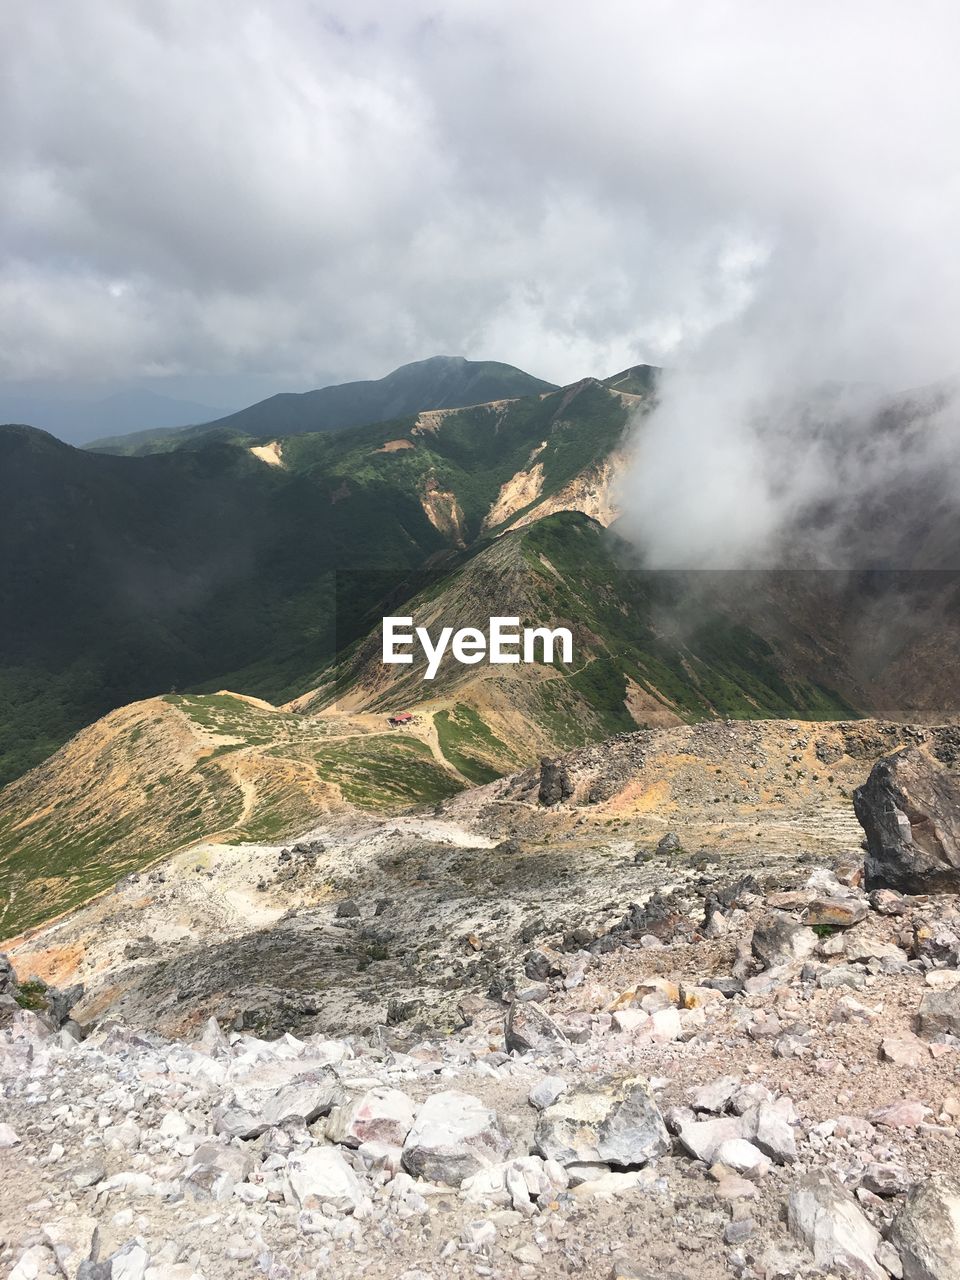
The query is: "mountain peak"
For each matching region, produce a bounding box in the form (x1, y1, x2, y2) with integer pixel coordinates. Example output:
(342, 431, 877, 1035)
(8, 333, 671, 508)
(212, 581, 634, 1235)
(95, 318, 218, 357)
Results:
(88, 356, 559, 455)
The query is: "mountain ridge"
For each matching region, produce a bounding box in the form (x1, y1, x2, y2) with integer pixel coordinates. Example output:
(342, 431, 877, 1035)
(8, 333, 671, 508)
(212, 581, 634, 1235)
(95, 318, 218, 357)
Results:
(0, 387, 225, 446)
(85, 356, 559, 455)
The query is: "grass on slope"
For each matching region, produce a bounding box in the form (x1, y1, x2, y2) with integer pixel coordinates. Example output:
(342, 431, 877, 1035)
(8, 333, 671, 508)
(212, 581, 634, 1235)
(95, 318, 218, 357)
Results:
(434, 704, 516, 784)
(0, 692, 465, 939)
(516, 515, 856, 737)
(309, 735, 462, 808)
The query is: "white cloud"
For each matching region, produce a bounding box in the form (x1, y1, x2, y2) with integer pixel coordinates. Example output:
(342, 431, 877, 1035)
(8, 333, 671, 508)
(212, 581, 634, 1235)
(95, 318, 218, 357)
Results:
(1, 0, 958, 433)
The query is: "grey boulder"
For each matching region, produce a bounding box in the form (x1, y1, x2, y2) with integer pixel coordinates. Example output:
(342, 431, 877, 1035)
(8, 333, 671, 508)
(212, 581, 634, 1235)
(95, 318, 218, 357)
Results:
(889, 1172, 960, 1280)
(751, 912, 818, 970)
(401, 1091, 510, 1186)
(787, 1169, 885, 1279)
(213, 1070, 345, 1139)
(854, 748, 960, 893)
(534, 1077, 670, 1169)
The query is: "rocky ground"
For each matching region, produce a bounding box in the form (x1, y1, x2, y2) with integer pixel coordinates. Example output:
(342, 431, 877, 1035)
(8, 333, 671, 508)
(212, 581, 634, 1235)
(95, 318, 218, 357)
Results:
(2, 720, 960, 1278)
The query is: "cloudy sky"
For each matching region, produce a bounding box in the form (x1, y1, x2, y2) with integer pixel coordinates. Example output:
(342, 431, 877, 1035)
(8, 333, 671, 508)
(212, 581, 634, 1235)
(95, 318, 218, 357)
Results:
(2, 1, 959, 420)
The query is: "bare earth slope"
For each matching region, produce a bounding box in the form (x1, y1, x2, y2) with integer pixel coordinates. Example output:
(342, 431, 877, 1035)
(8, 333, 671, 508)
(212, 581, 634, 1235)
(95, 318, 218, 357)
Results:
(8, 717, 954, 1037)
(3, 716, 960, 1278)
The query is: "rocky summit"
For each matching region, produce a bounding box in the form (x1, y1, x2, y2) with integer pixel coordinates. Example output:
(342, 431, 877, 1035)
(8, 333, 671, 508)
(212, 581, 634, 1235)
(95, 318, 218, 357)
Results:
(3, 728, 960, 1278)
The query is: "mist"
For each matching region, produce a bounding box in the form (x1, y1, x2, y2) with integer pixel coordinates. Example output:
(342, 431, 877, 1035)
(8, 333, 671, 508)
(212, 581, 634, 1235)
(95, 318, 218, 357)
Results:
(610, 2, 960, 570)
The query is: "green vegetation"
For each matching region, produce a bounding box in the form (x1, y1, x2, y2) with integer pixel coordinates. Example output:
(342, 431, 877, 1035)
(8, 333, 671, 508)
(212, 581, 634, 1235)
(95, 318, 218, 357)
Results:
(87, 356, 557, 455)
(310, 736, 462, 808)
(0, 688, 469, 938)
(325, 511, 856, 752)
(513, 514, 856, 732)
(0, 377, 638, 785)
(14, 978, 48, 1011)
(434, 704, 514, 784)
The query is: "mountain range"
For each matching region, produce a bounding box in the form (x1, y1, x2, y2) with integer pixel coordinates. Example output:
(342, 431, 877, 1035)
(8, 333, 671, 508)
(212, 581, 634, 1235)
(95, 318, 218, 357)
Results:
(0, 387, 225, 447)
(2, 352, 960, 936)
(86, 355, 558, 454)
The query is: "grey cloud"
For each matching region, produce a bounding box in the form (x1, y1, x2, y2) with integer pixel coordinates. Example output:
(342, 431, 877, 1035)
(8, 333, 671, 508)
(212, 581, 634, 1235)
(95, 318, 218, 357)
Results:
(1, 0, 959, 476)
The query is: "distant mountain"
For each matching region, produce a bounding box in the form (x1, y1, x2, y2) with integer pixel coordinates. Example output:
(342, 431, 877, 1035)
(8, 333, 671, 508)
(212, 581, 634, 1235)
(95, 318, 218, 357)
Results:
(602, 363, 660, 396)
(0, 388, 223, 446)
(87, 356, 558, 455)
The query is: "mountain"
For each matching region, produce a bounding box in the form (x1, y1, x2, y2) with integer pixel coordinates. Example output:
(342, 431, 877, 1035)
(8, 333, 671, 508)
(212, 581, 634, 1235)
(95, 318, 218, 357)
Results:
(0, 375, 635, 785)
(307, 512, 855, 755)
(6, 365, 960, 794)
(0, 690, 466, 937)
(86, 356, 558, 455)
(7, 363, 960, 940)
(0, 387, 223, 446)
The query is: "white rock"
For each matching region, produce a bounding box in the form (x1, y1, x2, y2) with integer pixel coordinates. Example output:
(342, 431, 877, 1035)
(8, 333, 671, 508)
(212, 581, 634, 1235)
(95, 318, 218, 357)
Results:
(461, 1219, 497, 1250)
(528, 1076, 568, 1111)
(284, 1145, 368, 1214)
(158, 1112, 192, 1139)
(612, 1009, 649, 1033)
(10, 1246, 53, 1280)
(688, 1077, 740, 1114)
(103, 1122, 141, 1152)
(788, 1170, 884, 1280)
(746, 1101, 798, 1163)
(107, 1243, 151, 1280)
(327, 1087, 416, 1148)
(356, 1139, 403, 1174)
(183, 1142, 251, 1202)
(0, 1122, 21, 1148)
(649, 1007, 682, 1042)
(712, 1139, 771, 1180)
(460, 1156, 568, 1207)
(677, 1115, 745, 1164)
(42, 1216, 99, 1279)
(401, 1091, 510, 1186)
(237, 1180, 270, 1207)
(571, 1168, 658, 1199)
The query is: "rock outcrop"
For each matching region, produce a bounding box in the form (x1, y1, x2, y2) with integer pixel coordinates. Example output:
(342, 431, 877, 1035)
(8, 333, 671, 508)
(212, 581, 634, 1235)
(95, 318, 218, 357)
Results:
(854, 748, 960, 893)
(537, 757, 573, 806)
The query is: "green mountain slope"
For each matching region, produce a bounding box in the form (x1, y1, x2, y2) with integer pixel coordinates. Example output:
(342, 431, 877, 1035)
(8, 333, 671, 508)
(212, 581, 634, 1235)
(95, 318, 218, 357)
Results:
(312, 512, 857, 751)
(0, 378, 635, 784)
(87, 356, 557, 455)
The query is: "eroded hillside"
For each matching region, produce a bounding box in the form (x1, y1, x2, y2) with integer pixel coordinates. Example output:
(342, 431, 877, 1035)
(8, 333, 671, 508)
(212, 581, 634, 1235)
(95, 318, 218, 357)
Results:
(0, 692, 463, 939)
(6, 716, 950, 1037)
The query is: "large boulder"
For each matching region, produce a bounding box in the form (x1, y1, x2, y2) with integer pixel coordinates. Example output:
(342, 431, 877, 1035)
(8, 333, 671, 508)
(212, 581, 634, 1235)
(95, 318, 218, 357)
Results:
(534, 1077, 670, 1168)
(889, 1172, 960, 1280)
(917, 987, 960, 1040)
(787, 1169, 885, 1279)
(853, 749, 960, 893)
(538, 758, 573, 806)
(504, 1000, 569, 1054)
(284, 1146, 367, 1213)
(750, 912, 818, 971)
(401, 1091, 510, 1186)
(327, 1087, 417, 1148)
(213, 1071, 345, 1139)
